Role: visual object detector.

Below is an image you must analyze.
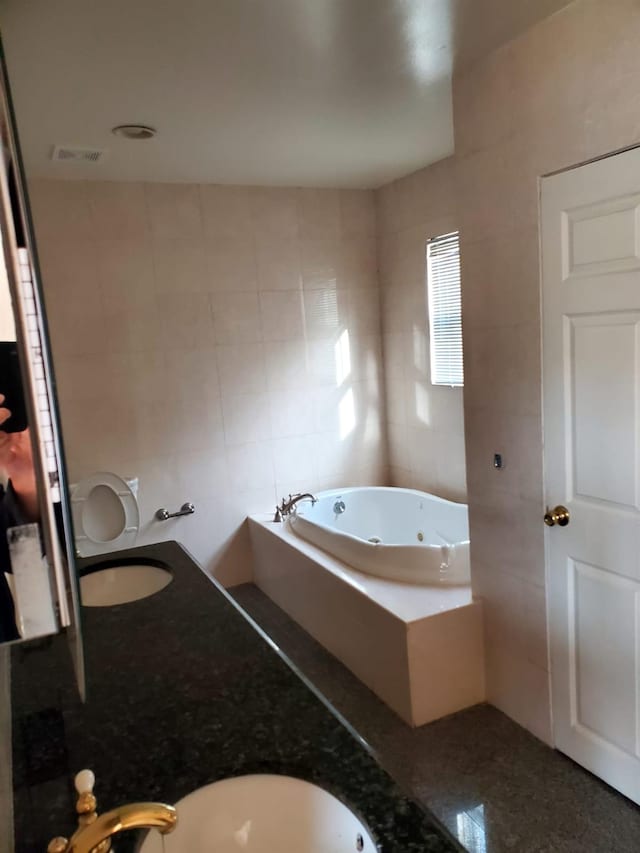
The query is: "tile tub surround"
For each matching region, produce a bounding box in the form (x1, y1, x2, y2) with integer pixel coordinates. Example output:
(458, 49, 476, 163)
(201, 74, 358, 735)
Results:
(249, 517, 485, 726)
(10, 542, 462, 853)
(453, 0, 640, 743)
(375, 156, 466, 503)
(28, 181, 386, 587)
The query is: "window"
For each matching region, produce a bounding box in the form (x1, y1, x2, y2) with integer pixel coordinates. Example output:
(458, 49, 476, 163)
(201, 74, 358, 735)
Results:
(426, 230, 463, 387)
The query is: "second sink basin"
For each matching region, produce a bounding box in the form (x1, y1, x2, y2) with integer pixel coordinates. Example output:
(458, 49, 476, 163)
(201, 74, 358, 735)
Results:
(140, 774, 377, 852)
(80, 563, 172, 607)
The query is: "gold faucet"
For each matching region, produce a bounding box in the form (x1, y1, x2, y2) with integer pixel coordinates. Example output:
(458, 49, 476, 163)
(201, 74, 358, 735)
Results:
(47, 769, 177, 853)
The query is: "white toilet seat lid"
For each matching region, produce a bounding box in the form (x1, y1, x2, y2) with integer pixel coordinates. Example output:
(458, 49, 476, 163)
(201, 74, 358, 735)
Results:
(71, 472, 139, 557)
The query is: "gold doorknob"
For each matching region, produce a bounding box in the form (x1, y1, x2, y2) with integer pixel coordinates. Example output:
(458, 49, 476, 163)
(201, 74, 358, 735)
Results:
(544, 505, 570, 527)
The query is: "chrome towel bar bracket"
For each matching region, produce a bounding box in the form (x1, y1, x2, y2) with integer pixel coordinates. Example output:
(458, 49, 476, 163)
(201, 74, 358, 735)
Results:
(155, 502, 195, 521)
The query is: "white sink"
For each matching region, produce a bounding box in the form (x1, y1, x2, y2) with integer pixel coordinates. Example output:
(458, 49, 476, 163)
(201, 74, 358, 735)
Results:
(80, 563, 172, 607)
(140, 774, 377, 852)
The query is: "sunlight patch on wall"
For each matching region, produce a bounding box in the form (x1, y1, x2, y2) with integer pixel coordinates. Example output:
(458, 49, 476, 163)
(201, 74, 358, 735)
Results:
(339, 387, 356, 440)
(363, 407, 382, 442)
(414, 381, 431, 426)
(413, 324, 428, 374)
(335, 328, 351, 386)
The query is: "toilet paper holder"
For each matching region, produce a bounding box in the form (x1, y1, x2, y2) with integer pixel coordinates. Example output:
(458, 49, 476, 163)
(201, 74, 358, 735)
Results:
(155, 502, 195, 521)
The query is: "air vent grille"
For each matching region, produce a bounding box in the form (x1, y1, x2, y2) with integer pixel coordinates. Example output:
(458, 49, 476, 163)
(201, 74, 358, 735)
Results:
(51, 146, 107, 163)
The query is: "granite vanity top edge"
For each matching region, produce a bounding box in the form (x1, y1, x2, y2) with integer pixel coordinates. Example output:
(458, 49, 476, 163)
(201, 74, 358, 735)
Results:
(10, 540, 464, 853)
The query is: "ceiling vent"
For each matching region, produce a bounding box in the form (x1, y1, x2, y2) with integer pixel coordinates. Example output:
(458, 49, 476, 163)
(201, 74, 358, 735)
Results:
(51, 145, 107, 163)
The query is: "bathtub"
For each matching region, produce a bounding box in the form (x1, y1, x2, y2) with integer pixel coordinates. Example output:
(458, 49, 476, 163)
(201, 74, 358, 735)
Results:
(248, 494, 484, 725)
(288, 487, 470, 586)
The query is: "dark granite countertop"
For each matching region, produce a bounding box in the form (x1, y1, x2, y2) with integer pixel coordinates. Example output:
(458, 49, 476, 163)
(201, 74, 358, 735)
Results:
(11, 542, 461, 852)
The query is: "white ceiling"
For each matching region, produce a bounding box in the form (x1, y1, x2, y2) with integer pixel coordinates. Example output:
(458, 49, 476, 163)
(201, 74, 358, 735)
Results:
(0, 0, 571, 188)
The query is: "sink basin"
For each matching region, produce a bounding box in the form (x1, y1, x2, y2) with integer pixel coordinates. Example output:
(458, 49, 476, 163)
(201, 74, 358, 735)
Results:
(140, 774, 377, 852)
(80, 563, 172, 607)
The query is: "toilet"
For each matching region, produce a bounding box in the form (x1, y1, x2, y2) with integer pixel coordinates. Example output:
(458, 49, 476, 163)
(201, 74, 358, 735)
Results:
(70, 472, 140, 557)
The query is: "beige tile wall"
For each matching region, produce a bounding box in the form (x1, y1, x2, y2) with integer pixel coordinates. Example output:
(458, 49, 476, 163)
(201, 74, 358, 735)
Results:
(375, 157, 467, 501)
(454, 0, 640, 742)
(29, 181, 386, 585)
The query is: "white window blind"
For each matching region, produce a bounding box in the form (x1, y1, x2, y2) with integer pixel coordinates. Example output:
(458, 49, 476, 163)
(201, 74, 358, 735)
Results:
(427, 230, 463, 387)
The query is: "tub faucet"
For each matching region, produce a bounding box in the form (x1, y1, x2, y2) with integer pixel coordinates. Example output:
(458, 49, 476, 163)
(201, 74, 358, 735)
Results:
(273, 493, 317, 522)
(47, 769, 177, 853)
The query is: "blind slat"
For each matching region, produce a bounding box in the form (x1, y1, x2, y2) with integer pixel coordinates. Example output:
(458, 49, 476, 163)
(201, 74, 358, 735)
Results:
(427, 230, 463, 387)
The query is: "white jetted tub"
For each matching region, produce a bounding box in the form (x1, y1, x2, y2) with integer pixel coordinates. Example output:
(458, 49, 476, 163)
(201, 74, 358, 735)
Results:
(248, 487, 484, 726)
(289, 487, 470, 586)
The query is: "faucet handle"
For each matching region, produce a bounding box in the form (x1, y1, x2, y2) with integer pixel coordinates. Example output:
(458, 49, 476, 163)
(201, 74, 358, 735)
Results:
(75, 769, 95, 796)
(45, 769, 97, 853)
(75, 768, 97, 819)
(74, 769, 110, 851)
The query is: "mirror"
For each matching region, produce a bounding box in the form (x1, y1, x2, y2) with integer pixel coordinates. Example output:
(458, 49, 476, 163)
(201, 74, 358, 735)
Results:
(0, 49, 83, 674)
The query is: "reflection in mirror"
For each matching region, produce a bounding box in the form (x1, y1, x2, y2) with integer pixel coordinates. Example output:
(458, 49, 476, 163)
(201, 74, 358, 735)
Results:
(0, 254, 53, 642)
(0, 339, 56, 642)
(0, 54, 82, 669)
(0, 237, 60, 643)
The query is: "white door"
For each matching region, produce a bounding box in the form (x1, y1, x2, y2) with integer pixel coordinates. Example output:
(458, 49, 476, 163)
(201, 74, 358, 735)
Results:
(542, 147, 640, 804)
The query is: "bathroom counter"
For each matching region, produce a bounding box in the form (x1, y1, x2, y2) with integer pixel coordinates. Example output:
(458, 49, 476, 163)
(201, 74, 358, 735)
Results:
(10, 542, 461, 852)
